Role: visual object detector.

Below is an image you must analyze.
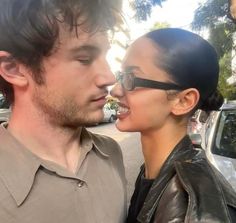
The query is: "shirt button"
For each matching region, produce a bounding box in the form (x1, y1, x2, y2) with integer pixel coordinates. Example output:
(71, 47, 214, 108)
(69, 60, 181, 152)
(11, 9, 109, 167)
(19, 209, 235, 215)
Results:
(77, 181, 84, 188)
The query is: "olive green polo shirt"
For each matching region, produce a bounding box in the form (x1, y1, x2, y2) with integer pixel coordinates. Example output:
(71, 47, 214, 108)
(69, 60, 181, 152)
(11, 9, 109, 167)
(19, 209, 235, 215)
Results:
(0, 125, 127, 223)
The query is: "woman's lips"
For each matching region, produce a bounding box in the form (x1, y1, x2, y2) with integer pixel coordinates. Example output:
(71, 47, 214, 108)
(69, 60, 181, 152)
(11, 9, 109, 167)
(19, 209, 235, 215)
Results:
(117, 102, 130, 118)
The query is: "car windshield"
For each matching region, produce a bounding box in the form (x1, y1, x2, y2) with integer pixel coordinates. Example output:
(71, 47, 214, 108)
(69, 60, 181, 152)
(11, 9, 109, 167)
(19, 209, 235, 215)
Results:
(213, 110, 236, 158)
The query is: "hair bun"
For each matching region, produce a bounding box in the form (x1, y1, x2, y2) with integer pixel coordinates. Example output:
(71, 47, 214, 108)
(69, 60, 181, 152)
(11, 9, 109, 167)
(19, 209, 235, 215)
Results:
(200, 90, 224, 111)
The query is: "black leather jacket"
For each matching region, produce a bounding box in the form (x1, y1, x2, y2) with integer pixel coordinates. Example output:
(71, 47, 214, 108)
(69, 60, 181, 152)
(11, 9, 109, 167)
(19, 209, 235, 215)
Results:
(136, 135, 236, 223)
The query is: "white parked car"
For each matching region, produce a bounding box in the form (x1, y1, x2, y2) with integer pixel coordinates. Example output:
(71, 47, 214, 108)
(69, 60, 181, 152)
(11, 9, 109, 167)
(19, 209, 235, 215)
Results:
(190, 102, 236, 191)
(0, 109, 10, 123)
(102, 106, 117, 123)
(0, 94, 10, 123)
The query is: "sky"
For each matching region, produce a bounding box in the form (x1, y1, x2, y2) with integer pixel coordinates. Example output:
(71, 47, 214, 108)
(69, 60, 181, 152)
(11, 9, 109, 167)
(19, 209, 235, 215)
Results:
(126, 0, 207, 40)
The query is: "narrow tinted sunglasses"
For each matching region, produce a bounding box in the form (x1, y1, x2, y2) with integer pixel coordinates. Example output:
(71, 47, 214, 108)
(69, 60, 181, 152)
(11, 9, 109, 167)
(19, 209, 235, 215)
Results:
(115, 71, 185, 91)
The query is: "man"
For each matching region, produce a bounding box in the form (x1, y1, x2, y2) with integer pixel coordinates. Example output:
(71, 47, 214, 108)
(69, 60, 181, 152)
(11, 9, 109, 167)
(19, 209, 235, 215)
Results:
(0, 0, 126, 222)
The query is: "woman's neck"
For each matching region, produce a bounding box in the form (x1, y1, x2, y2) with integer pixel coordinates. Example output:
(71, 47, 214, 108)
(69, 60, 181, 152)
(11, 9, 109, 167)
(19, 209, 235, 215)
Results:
(141, 124, 186, 179)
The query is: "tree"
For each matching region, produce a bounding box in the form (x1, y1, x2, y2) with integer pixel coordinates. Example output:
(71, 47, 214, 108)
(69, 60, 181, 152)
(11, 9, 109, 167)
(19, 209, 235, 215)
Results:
(192, 0, 236, 100)
(130, 0, 166, 21)
(218, 53, 236, 99)
(191, 0, 236, 57)
(150, 21, 170, 31)
(192, 0, 230, 29)
(208, 23, 233, 58)
(129, 0, 236, 24)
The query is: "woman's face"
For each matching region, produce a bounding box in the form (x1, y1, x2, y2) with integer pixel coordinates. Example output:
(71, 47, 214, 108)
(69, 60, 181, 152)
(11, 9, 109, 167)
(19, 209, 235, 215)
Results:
(111, 37, 177, 133)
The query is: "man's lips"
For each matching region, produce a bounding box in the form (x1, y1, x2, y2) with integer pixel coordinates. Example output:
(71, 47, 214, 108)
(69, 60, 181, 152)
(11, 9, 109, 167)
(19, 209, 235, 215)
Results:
(92, 92, 108, 101)
(91, 94, 108, 106)
(92, 95, 107, 101)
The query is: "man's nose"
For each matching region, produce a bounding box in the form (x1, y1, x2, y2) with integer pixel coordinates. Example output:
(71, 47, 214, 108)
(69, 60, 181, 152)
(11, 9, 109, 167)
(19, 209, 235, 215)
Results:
(95, 59, 116, 87)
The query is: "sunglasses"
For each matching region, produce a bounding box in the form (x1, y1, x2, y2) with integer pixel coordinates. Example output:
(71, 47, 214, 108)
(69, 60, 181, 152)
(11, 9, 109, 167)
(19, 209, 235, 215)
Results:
(115, 71, 185, 91)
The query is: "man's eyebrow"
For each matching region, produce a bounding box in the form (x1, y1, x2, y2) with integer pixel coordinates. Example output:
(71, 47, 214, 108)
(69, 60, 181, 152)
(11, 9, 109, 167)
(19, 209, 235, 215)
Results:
(69, 45, 104, 56)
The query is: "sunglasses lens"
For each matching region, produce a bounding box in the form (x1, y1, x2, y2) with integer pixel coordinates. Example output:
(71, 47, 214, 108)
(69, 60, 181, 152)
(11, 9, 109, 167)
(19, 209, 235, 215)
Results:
(123, 74, 133, 90)
(116, 71, 134, 91)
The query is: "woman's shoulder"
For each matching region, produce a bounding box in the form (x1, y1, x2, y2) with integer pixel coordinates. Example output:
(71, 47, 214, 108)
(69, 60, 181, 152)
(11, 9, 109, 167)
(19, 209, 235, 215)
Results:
(173, 158, 236, 222)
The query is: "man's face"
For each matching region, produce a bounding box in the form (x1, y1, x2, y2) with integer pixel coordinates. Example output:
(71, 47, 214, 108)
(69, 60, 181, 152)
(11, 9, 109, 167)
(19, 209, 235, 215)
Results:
(30, 28, 115, 127)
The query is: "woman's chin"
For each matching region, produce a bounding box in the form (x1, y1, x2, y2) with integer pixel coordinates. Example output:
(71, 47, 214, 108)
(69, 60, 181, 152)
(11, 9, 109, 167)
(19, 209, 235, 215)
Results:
(115, 120, 138, 132)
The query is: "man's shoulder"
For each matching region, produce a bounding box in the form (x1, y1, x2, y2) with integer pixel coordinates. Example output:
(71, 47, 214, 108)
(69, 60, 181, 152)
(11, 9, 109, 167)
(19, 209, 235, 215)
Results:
(87, 130, 126, 185)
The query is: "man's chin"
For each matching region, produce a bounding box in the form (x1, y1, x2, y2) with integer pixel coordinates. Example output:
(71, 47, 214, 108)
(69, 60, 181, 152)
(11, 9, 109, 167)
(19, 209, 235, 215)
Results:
(83, 118, 103, 126)
(59, 112, 104, 128)
(61, 120, 100, 128)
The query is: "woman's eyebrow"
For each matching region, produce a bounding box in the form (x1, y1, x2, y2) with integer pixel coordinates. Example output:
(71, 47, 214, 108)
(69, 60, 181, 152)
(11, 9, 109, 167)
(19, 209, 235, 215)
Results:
(123, 66, 143, 74)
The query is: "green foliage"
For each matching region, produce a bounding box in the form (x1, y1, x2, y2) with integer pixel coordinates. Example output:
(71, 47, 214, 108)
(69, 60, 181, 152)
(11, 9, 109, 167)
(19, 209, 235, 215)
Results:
(192, 0, 236, 46)
(130, 0, 166, 21)
(192, 0, 230, 30)
(191, 0, 236, 57)
(106, 96, 119, 111)
(150, 21, 170, 31)
(192, 0, 236, 100)
(209, 24, 233, 57)
(107, 101, 119, 111)
(218, 53, 236, 100)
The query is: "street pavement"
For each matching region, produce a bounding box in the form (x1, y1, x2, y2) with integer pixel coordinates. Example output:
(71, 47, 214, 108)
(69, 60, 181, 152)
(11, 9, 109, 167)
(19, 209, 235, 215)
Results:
(86, 122, 143, 204)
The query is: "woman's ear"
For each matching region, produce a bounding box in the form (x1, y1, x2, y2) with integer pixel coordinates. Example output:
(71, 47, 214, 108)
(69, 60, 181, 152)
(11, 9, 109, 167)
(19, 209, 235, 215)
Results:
(171, 88, 200, 116)
(0, 51, 28, 87)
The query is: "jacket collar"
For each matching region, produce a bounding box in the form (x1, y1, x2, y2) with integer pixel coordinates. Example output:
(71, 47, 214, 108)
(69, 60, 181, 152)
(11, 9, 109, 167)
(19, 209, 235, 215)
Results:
(138, 135, 236, 223)
(138, 135, 195, 222)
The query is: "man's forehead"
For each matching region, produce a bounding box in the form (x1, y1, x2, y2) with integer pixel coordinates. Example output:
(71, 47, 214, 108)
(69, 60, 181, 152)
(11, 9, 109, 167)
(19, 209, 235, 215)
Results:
(59, 26, 110, 50)
(77, 31, 110, 48)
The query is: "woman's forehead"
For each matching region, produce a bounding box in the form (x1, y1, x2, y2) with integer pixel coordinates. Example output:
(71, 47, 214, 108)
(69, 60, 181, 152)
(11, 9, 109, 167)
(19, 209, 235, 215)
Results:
(122, 37, 160, 69)
(128, 37, 157, 54)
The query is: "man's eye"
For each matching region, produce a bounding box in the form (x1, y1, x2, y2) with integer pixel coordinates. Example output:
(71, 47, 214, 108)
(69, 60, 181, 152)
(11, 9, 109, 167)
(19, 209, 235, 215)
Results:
(77, 57, 93, 65)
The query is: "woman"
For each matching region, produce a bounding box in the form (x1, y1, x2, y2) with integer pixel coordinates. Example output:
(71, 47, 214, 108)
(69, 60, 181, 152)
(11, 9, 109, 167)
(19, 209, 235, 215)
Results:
(111, 28, 236, 222)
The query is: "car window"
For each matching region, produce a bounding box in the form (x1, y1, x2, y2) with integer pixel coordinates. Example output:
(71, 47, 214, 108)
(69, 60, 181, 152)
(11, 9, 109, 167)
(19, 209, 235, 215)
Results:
(213, 110, 236, 158)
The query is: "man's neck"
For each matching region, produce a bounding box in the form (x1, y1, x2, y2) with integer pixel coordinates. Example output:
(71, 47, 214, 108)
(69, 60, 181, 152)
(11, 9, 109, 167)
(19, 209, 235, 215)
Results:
(7, 109, 82, 173)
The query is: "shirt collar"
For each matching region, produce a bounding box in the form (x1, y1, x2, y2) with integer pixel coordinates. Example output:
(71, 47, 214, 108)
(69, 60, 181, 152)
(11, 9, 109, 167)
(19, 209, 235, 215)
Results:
(0, 125, 109, 206)
(82, 127, 109, 158)
(0, 125, 41, 206)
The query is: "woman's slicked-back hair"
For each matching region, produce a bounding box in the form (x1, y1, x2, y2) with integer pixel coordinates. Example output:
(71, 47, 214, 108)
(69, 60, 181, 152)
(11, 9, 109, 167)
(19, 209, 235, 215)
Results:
(145, 28, 223, 111)
(0, 0, 122, 103)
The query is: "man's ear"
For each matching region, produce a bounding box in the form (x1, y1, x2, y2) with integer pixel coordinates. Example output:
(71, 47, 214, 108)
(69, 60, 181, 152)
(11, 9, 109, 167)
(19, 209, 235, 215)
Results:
(171, 88, 200, 116)
(0, 51, 28, 87)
